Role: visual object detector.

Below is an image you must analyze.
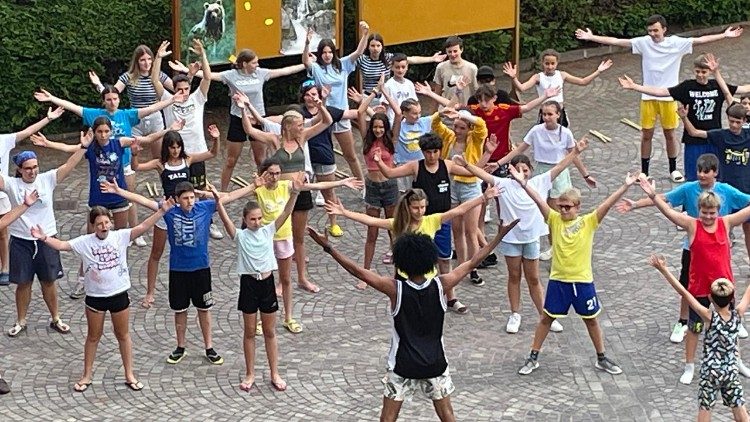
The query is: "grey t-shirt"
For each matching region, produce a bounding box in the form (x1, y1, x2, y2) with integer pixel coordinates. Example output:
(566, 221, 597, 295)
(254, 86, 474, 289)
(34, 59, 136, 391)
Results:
(221, 68, 272, 117)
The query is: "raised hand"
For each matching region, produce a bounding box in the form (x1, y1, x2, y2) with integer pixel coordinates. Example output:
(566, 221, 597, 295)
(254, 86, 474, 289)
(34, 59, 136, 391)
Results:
(502, 62, 517, 79)
(207, 182, 220, 200)
(575, 28, 594, 40)
(598, 59, 613, 72)
(157, 40, 172, 58)
(33, 89, 53, 103)
(615, 198, 637, 214)
(584, 174, 597, 188)
(414, 81, 432, 94)
(455, 75, 469, 91)
(342, 177, 365, 190)
(724, 26, 744, 38)
(440, 107, 459, 120)
(618, 75, 636, 90)
(484, 134, 498, 154)
(359, 21, 370, 36)
(508, 164, 524, 184)
(233, 92, 250, 109)
(635, 173, 653, 193)
(88, 70, 102, 86)
(307, 226, 330, 249)
(320, 85, 331, 100)
(372, 147, 382, 162)
(207, 124, 220, 139)
(291, 172, 305, 192)
(161, 197, 176, 212)
(99, 179, 120, 194)
(187, 61, 202, 76)
(306, 27, 314, 43)
(483, 162, 499, 173)
(189, 39, 205, 55)
(47, 106, 64, 120)
(647, 253, 667, 270)
(253, 172, 268, 188)
(347, 87, 363, 104)
(170, 118, 185, 131)
(172, 91, 189, 103)
(432, 51, 447, 62)
(574, 137, 589, 153)
(451, 154, 467, 167)
(324, 199, 346, 216)
(483, 185, 501, 200)
(704, 53, 718, 72)
(168, 60, 190, 74)
(30, 224, 46, 240)
(625, 171, 640, 186)
(543, 86, 562, 98)
(29, 133, 49, 147)
(80, 128, 94, 147)
(23, 189, 39, 207)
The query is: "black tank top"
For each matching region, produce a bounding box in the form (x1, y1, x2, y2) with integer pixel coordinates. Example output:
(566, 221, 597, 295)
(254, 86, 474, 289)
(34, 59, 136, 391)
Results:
(160, 159, 190, 198)
(413, 160, 451, 215)
(389, 277, 448, 379)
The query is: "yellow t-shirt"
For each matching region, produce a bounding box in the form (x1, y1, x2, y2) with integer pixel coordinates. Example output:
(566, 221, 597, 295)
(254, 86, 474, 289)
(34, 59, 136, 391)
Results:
(547, 211, 599, 283)
(255, 181, 292, 241)
(389, 213, 443, 279)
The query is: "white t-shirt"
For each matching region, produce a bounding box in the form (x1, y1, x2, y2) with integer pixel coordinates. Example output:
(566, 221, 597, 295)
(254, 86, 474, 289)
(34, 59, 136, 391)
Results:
(162, 90, 208, 153)
(383, 77, 417, 124)
(2, 171, 57, 240)
(0, 134, 17, 201)
(523, 124, 575, 164)
(236, 224, 278, 274)
(631, 35, 693, 101)
(492, 172, 552, 243)
(535, 71, 564, 103)
(68, 229, 132, 297)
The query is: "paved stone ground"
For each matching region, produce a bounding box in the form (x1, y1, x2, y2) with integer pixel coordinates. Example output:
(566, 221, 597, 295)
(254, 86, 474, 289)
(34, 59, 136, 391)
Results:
(2, 35, 750, 421)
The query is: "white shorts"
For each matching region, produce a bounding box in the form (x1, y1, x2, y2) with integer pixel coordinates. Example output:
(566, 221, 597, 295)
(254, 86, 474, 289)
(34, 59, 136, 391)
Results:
(332, 119, 352, 133)
(155, 216, 168, 231)
(131, 111, 166, 137)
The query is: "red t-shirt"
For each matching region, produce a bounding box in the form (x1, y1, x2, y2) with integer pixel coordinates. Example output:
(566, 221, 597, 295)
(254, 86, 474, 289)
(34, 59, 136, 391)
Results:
(469, 104, 521, 161)
(689, 217, 733, 297)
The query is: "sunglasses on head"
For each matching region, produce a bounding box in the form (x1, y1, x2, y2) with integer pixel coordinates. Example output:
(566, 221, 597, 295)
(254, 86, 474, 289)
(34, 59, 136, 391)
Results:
(301, 79, 316, 88)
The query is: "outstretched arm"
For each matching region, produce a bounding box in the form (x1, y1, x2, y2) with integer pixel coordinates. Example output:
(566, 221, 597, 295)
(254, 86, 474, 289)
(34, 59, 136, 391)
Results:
(502, 62, 538, 92)
(308, 227, 396, 298)
(324, 200, 392, 229)
(693, 26, 743, 46)
(151, 41, 171, 98)
(677, 105, 707, 138)
(649, 254, 711, 321)
(440, 219, 520, 290)
(726, 202, 750, 228)
(705, 53, 736, 107)
(594, 173, 637, 222)
(348, 21, 370, 62)
(562, 59, 613, 86)
(451, 155, 495, 185)
(33, 90, 83, 117)
(274, 188, 300, 230)
(575, 28, 632, 48)
(188, 125, 221, 163)
(130, 199, 173, 239)
(617, 75, 671, 97)
(512, 165, 551, 219)
(302, 28, 315, 68)
(415, 82, 452, 107)
(440, 186, 498, 223)
(29, 133, 79, 153)
(519, 87, 561, 114)
(376, 156, 417, 179)
(56, 129, 93, 183)
(637, 176, 694, 231)
(100, 180, 159, 211)
(14, 107, 64, 142)
(31, 226, 72, 252)
(0, 190, 39, 231)
(550, 138, 589, 180)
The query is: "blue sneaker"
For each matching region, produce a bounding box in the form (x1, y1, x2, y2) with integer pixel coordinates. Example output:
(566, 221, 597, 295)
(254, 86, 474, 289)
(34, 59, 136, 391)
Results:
(0, 273, 9, 286)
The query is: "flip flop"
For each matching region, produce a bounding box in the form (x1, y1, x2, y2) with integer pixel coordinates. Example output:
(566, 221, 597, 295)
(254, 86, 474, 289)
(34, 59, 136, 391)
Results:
(7, 322, 26, 337)
(49, 319, 70, 334)
(124, 380, 144, 391)
(239, 381, 255, 392)
(74, 382, 91, 392)
(271, 380, 287, 392)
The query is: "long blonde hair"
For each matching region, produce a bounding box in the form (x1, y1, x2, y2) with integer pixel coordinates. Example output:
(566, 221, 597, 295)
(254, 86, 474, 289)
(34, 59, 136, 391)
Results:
(392, 189, 428, 238)
(280, 110, 303, 140)
(126, 45, 154, 87)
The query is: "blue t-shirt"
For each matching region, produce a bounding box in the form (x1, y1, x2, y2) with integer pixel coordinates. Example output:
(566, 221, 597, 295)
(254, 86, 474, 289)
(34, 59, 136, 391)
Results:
(309, 54, 357, 111)
(303, 106, 344, 165)
(82, 108, 140, 167)
(706, 128, 750, 193)
(664, 181, 750, 249)
(84, 139, 128, 207)
(163, 200, 215, 271)
(395, 116, 432, 163)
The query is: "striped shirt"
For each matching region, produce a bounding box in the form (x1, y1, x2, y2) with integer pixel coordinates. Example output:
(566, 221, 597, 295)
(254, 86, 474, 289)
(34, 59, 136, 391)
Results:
(358, 52, 393, 94)
(118, 71, 169, 109)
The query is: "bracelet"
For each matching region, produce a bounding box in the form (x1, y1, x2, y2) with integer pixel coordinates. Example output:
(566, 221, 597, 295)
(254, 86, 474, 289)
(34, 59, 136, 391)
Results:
(648, 193, 656, 200)
(583, 174, 591, 179)
(323, 245, 332, 254)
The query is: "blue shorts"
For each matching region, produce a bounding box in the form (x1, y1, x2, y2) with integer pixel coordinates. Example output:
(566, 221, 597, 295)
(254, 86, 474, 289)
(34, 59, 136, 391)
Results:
(433, 222, 452, 259)
(543, 280, 601, 319)
(684, 143, 720, 182)
(450, 180, 481, 204)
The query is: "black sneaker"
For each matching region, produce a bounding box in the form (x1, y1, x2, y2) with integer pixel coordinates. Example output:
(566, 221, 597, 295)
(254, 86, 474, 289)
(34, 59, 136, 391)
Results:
(451, 250, 457, 260)
(205, 348, 224, 365)
(166, 347, 186, 364)
(477, 256, 498, 269)
(470, 270, 484, 286)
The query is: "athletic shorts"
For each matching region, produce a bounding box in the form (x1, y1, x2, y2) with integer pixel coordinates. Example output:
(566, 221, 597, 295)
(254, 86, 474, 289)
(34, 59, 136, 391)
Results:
(365, 178, 398, 209)
(169, 268, 214, 312)
(312, 163, 337, 176)
(450, 180, 481, 204)
(9, 236, 63, 284)
(678, 248, 690, 289)
(534, 163, 571, 199)
(498, 239, 540, 260)
(543, 279, 601, 319)
(640, 100, 679, 130)
(684, 144, 720, 182)
(189, 161, 207, 190)
(699, 367, 745, 410)
(689, 297, 712, 332)
(293, 190, 314, 211)
(238, 273, 279, 314)
(227, 114, 248, 142)
(85, 291, 130, 313)
(382, 368, 454, 402)
(273, 238, 294, 260)
(131, 111, 165, 137)
(537, 107, 570, 128)
(434, 222, 452, 259)
(332, 118, 352, 134)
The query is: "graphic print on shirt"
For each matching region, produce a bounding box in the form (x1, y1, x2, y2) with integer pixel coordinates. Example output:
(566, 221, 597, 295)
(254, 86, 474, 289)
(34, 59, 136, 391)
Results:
(404, 130, 422, 152)
(437, 178, 449, 194)
(172, 102, 196, 118)
(171, 214, 196, 247)
(692, 93, 717, 122)
(94, 149, 122, 183)
(84, 243, 127, 283)
(725, 148, 750, 166)
(563, 217, 584, 237)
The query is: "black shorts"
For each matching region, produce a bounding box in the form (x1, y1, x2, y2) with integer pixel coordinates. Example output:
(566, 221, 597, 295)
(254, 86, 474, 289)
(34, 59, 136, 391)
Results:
(294, 190, 314, 211)
(238, 274, 279, 314)
(9, 236, 63, 284)
(537, 107, 570, 127)
(189, 161, 207, 190)
(689, 296, 736, 332)
(85, 291, 130, 313)
(169, 268, 214, 311)
(678, 249, 691, 289)
(227, 115, 264, 143)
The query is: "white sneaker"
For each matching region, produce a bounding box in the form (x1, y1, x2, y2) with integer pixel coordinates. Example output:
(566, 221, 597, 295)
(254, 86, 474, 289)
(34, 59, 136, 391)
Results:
(209, 223, 224, 240)
(740, 323, 749, 339)
(315, 191, 325, 206)
(738, 358, 750, 378)
(679, 363, 695, 385)
(550, 320, 564, 332)
(134, 236, 147, 247)
(506, 312, 521, 333)
(69, 277, 86, 300)
(539, 248, 552, 261)
(670, 322, 687, 343)
(670, 170, 685, 183)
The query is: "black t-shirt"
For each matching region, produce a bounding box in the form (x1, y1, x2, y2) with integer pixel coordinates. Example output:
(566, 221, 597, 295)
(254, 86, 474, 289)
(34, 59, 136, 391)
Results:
(668, 79, 737, 145)
(301, 106, 344, 165)
(413, 160, 451, 214)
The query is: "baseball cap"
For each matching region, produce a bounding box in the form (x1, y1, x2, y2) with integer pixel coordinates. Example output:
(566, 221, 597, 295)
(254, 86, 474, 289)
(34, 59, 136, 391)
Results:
(477, 66, 496, 81)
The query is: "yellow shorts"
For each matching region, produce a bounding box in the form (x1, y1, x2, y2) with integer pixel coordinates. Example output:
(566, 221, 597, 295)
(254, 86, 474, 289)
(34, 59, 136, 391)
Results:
(640, 100, 679, 130)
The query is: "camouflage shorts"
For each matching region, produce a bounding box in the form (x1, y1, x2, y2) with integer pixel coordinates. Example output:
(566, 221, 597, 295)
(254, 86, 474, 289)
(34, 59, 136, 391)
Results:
(381, 369, 455, 401)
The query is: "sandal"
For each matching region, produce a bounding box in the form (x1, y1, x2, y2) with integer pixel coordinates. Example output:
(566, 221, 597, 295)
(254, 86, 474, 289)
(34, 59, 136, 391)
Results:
(49, 318, 70, 334)
(74, 382, 91, 392)
(124, 380, 144, 391)
(7, 322, 26, 337)
(282, 319, 303, 334)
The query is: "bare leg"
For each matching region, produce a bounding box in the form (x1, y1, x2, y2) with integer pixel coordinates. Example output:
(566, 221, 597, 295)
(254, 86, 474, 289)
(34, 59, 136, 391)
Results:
(175, 311, 188, 348)
(0, 226, 9, 274)
(40, 281, 60, 321)
(292, 210, 318, 292)
(505, 256, 523, 312)
(362, 207, 383, 290)
(249, 140, 267, 168)
(437, 258, 451, 276)
(112, 210, 129, 230)
(14, 283, 32, 324)
(220, 141, 244, 191)
(79, 307, 105, 387)
(664, 128, 679, 160)
(380, 398, 404, 422)
(111, 307, 136, 383)
(685, 330, 699, 363)
(447, 213, 465, 302)
(261, 311, 285, 389)
(241, 312, 257, 387)
(521, 258, 545, 315)
(731, 405, 749, 422)
(582, 317, 605, 354)
(277, 256, 294, 322)
(530, 313, 554, 351)
(316, 173, 339, 228)
(333, 130, 364, 181)
(144, 227, 167, 307)
(640, 128, 655, 167)
(432, 396, 456, 422)
(197, 309, 213, 349)
(125, 174, 138, 230)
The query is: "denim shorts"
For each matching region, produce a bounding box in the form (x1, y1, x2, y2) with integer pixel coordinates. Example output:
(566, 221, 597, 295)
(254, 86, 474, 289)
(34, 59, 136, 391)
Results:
(450, 180, 481, 204)
(498, 239, 540, 260)
(534, 163, 571, 199)
(312, 163, 337, 176)
(332, 118, 352, 133)
(365, 178, 399, 209)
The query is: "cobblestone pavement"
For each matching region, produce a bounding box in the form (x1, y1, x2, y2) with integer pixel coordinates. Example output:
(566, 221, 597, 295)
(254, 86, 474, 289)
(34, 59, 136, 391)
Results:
(2, 35, 750, 421)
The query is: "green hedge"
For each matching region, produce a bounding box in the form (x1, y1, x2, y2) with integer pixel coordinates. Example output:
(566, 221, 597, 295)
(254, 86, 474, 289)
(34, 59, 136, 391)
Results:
(2, 0, 748, 132)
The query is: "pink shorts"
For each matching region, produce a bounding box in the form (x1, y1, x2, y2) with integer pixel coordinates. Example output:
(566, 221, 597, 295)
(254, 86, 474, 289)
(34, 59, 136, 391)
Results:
(273, 238, 294, 260)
